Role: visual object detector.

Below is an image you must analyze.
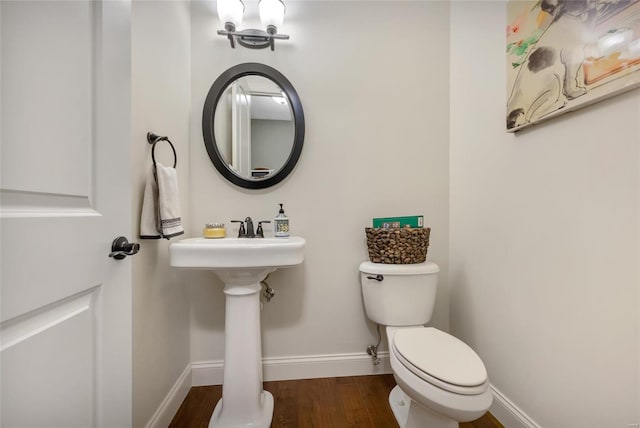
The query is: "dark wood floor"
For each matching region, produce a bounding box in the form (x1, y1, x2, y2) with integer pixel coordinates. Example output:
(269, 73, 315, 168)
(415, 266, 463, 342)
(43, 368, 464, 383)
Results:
(169, 374, 503, 428)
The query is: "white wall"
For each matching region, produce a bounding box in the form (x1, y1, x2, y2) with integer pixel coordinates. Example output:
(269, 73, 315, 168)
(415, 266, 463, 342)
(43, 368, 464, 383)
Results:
(187, 1, 450, 364)
(251, 119, 294, 171)
(450, 2, 640, 427)
(131, 2, 192, 427)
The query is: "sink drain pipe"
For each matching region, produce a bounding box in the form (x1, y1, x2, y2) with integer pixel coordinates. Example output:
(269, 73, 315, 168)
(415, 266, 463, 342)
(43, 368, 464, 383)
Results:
(261, 274, 275, 302)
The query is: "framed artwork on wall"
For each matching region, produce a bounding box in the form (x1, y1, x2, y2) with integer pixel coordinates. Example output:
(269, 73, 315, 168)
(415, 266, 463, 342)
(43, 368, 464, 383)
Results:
(507, 0, 640, 132)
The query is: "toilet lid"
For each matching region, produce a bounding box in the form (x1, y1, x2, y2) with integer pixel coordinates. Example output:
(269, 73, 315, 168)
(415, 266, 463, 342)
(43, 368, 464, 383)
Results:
(359, 261, 439, 275)
(393, 327, 487, 388)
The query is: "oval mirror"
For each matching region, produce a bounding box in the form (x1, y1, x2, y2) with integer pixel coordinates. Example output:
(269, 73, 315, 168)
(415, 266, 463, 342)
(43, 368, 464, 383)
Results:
(202, 63, 305, 189)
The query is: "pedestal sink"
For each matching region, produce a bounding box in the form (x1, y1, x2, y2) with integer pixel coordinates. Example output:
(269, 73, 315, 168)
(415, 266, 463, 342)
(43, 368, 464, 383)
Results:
(169, 236, 305, 428)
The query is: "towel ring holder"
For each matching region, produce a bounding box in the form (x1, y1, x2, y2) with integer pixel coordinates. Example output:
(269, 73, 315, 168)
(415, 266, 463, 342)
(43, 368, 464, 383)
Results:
(147, 132, 177, 168)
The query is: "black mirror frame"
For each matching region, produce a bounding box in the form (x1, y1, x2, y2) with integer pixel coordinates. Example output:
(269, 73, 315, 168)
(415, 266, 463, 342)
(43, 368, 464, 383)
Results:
(202, 63, 305, 189)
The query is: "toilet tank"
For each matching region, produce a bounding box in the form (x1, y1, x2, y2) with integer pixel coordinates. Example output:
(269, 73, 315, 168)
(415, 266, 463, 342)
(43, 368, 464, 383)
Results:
(359, 261, 440, 326)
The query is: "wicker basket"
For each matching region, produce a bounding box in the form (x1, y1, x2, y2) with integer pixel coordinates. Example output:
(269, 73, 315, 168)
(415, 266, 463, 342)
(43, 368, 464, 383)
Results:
(365, 227, 430, 264)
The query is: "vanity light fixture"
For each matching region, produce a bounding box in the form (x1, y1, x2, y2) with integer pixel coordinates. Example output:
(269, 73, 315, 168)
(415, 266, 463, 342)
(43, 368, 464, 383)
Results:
(217, 0, 289, 51)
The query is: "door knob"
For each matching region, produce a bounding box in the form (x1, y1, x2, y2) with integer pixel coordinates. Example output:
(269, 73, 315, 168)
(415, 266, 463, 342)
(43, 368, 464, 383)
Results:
(109, 236, 140, 260)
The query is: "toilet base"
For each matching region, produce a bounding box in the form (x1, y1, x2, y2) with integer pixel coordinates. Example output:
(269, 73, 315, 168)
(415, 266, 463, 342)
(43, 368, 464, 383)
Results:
(389, 386, 457, 428)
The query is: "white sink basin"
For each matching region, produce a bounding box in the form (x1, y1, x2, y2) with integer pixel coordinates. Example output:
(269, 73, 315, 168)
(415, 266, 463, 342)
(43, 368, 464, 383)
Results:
(169, 236, 305, 270)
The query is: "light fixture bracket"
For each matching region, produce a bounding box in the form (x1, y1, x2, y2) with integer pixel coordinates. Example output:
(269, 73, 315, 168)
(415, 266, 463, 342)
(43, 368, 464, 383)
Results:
(217, 28, 289, 51)
(218, 27, 289, 50)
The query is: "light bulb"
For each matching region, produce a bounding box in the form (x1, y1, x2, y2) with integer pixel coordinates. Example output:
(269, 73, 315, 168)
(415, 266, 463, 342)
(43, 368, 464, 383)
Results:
(218, 0, 244, 28)
(259, 0, 285, 30)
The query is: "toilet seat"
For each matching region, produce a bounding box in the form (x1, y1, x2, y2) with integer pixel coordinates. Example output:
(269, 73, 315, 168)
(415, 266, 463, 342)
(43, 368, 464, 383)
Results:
(392, 327, 488, 396)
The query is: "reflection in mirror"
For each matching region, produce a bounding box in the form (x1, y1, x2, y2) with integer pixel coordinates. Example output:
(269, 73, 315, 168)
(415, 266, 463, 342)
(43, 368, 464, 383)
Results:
(213, 76, 294, 180)
(203, 63, 304, 189)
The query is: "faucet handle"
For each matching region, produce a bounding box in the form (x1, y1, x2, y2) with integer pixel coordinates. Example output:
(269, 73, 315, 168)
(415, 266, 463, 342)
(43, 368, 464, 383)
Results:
(256, 220, 271, 238)
(231, 220, 246, 237)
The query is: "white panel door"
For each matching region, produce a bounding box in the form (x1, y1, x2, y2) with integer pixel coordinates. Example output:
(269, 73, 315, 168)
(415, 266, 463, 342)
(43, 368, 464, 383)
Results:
(232, 82, 252, 177)
(0, 1, 132, 427)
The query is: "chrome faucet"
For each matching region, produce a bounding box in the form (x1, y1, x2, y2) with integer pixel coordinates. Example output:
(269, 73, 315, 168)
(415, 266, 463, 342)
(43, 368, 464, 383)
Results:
(244, 217, 255, 238)
(232, 217, 270, 238)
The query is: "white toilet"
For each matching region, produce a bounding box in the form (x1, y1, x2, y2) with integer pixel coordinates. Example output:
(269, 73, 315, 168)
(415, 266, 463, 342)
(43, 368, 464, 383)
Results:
(359, 261, 493, 428)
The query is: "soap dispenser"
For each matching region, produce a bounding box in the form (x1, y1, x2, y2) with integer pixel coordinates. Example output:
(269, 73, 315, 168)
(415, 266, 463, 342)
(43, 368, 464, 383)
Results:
(274, 203, 289, 238)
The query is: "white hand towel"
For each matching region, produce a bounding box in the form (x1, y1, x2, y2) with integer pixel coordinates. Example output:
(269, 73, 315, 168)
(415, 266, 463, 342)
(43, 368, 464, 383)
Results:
(140, 166, 161, 239)
(156, 163, 184, 239)
(139, 163, 184, 239)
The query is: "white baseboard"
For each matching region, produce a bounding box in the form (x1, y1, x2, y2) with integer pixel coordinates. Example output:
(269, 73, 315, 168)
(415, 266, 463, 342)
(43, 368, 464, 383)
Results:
(192, 351, 392, 386)
(489, 384, 541, 428)
(190, 360, 223, 386)
(149, 352, 391, 427)
(148, 353, 541, 428)
(145, 364, 192, 428)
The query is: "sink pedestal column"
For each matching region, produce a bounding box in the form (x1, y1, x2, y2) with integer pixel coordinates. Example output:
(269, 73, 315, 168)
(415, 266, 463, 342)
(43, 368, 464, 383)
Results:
(209, 269, 275, 428)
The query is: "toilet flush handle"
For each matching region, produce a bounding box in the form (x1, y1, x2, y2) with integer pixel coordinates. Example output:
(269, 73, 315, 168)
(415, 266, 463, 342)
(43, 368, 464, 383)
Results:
(366, 274, 384, 282)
